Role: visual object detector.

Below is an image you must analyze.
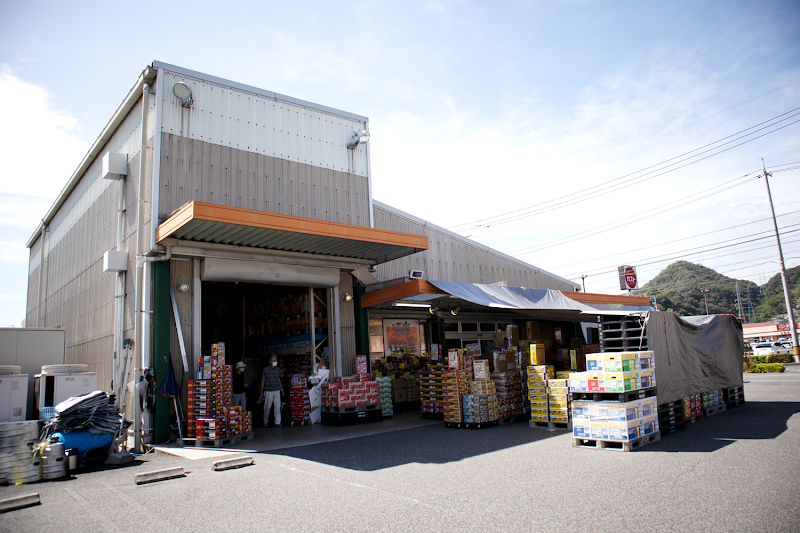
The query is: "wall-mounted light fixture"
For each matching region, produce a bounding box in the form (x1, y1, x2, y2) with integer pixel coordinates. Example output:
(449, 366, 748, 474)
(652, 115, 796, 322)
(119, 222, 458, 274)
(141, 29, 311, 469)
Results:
(346, 130, 370, 149)
(343, 292, 353, 302)
(450, 307, 460, 316)
(173, 82, 193, 107)
(178, 283, 190, 292)
(393, 302, 431, 308)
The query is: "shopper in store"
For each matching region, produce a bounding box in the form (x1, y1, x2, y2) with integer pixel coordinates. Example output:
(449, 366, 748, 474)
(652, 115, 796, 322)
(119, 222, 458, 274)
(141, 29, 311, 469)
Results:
(233, 361, 249, 410)
(260, 355, 283, 427)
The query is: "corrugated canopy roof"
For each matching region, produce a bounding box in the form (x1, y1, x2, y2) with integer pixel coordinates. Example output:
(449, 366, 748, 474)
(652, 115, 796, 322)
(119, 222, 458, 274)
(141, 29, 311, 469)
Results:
(155, 202, 428, 263)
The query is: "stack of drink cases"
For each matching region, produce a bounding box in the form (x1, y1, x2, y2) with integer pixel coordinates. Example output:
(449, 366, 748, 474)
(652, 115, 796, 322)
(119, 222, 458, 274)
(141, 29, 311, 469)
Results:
(320, 379, 381, 407)
(376, 376, 394, 417)
(528, 365, 573, 426)
(462, 383, 499, 423)
(188, 343, 253, 440)
(420, 365, 444, 416)
(289, 375, 311, 423)
(569, 351, 659, 443)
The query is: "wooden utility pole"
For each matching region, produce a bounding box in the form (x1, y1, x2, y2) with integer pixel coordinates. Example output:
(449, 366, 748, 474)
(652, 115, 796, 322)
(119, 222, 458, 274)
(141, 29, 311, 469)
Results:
(762, 159, 799, 359)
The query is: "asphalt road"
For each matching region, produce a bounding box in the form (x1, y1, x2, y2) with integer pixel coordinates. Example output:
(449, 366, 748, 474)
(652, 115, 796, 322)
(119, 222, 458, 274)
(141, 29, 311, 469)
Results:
(2, 367, 799, 532)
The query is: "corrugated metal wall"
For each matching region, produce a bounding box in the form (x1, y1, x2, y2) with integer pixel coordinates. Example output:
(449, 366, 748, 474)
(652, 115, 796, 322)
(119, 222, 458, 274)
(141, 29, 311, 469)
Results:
(160, 70, 369, 177)
(158, 134, 371, 226)
(373, 205, 578, 291)
(337, 272, 357, 376)
(25, 93, 156, 391)
(169, 259, 194, 409)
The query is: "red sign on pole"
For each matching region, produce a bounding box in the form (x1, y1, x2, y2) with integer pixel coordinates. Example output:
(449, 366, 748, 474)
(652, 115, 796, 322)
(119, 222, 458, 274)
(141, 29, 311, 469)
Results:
(618, 265, 638, 291)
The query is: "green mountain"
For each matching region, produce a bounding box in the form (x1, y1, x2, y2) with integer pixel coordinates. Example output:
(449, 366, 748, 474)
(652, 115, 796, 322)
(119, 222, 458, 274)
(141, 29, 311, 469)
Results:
(753, 265, 800, 322)
(636, 261, 761, 317)
(636, 261, 800, 322)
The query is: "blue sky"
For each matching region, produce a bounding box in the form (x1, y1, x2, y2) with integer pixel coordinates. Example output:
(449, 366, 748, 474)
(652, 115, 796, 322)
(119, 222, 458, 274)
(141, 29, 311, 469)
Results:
(1, 0, 799, 326)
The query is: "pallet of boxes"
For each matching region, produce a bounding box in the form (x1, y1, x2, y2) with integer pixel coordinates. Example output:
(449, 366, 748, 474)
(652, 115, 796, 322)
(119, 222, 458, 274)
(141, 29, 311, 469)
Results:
(444, 351, 499, 429)
(182, 343, 254, 448)
(420, 364, 444, 420)
(569, 351, 660, 451)
(320, 356, 382, 426)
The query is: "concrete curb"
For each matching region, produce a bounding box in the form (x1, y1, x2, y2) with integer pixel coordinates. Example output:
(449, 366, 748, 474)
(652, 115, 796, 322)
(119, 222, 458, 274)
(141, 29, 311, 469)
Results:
(213, 456, 254, 471)
(134, 467, 186, 485)
(0, 493, 41, 513)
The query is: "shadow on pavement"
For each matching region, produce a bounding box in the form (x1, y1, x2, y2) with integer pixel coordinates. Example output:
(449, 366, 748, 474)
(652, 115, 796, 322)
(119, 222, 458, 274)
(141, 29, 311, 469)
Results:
(647, 401, 800, 453)
(265, 420, 565, 471)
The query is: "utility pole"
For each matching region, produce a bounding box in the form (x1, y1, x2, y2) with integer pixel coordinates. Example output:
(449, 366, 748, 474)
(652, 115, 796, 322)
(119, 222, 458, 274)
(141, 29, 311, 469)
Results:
(581, 275, 586, 293)
(736, 280, 744, 321)
(700, 288, 710, 315)
(653, 294, 659, 311)
(762, 159, 799, 360)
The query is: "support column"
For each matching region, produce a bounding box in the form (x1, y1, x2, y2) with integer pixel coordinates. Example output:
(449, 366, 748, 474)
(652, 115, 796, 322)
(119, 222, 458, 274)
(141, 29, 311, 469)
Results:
(353, 285, 369, 356)
(152, 260, 170, 443)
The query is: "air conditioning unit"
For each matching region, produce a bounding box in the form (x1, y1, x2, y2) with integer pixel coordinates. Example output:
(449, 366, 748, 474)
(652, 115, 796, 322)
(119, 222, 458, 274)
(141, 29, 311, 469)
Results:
(0, 366, 28, 422)
(34, 364, 98, 414)
(408, 270, 424, 280)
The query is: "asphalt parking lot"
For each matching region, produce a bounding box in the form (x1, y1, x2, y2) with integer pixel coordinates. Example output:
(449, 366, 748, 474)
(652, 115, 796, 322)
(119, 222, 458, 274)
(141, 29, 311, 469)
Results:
(1, 366, 799, 533)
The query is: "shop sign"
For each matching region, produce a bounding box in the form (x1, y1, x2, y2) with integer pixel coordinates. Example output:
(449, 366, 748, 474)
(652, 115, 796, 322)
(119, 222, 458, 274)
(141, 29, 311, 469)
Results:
(618, 265, 638, 290)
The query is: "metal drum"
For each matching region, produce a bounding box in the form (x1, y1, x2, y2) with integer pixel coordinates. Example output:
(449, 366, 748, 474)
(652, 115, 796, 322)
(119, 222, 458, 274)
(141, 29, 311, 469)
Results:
(41, 442, 67, 480)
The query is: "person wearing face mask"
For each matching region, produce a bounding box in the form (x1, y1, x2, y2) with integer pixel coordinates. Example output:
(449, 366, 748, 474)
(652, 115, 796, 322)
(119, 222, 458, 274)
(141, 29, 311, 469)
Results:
(260, 355, 283, 427)
(233, 361, 249, 410)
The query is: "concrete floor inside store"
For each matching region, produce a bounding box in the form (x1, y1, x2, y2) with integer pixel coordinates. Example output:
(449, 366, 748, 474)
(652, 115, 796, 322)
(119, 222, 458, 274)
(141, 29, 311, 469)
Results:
(153, 412, 441, 460)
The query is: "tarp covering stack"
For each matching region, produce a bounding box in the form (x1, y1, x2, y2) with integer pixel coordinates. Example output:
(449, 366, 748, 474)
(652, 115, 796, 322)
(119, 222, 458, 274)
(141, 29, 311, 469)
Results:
(647, 312, 744, 404)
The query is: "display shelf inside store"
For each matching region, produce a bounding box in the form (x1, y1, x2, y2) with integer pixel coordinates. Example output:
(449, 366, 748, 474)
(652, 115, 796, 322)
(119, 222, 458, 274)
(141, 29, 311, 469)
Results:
(244, 333, 328, 349)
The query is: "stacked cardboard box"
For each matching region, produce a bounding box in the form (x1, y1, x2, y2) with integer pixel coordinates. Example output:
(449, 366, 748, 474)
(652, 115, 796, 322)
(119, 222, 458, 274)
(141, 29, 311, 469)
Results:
(528, 365, 554, 423)
(320, 374, 380, 407)
(569, 351, 655, 392)
(420, 365, 443, 415)
(547, 378, 571, 425)
(701, 389, 723, 409)
(289, 383, 311, 423)
(491, 372, 522, 419)
(188, 343, 253, 439)
(442, 352, 471, 423)
(572, 397, 659, 441)
(376, 376, 394, 416)
(687, 393, 702, 422)
(463, 380, 499, 423)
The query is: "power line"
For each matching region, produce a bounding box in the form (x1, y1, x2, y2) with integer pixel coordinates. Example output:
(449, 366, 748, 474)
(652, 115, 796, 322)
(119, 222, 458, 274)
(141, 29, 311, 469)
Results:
(569, 229, 800, 279)
(449, 108, 800, 231)
(586, 243, 800, 292)
(559, 78, 800, 175)
(549, 209, 800, 270)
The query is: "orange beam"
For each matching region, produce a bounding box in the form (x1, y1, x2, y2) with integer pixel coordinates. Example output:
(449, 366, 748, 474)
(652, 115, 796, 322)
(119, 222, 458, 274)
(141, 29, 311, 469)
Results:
(156, 201, 429, 250)
(361, 280, 445, 308)
(561, 291, 650, 306)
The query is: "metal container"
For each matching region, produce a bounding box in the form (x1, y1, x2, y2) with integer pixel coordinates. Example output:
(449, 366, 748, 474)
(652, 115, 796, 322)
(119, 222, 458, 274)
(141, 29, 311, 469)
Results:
(43, 442, 65, 457)
(66, 448, 78, 471)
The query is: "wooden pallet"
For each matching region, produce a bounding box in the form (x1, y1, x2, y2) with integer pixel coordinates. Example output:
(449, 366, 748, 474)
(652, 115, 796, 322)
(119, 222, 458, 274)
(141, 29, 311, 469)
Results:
(703, 404, 727, 417)
(572, 431, 661, 452)
(726, 398, 746, 408)
(569, 386, 657, 403)
(419, 412, 444, 421)
(321, 404, 381, 414)
(177, 432, 254, 449)
(528, 420, 572, 431)
(445, 420, 498, 429)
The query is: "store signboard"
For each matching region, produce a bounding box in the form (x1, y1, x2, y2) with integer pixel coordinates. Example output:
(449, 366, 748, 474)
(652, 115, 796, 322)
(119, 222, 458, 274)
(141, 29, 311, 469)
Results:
(618, 265, 639, 291)
(383, 319, 420, 357)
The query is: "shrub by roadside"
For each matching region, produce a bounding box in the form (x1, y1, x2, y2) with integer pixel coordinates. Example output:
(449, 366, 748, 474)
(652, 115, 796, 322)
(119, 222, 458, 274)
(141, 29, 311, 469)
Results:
(745, 362, 786, 373)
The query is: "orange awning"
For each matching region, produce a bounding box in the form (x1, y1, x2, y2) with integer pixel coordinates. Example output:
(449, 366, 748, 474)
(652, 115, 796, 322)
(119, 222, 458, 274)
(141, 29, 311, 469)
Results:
(156, 202, 428, 263)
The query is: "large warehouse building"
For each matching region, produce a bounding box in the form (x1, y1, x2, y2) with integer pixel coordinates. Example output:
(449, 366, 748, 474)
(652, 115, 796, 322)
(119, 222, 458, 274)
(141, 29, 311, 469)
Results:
(25, 62, 646, 446)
